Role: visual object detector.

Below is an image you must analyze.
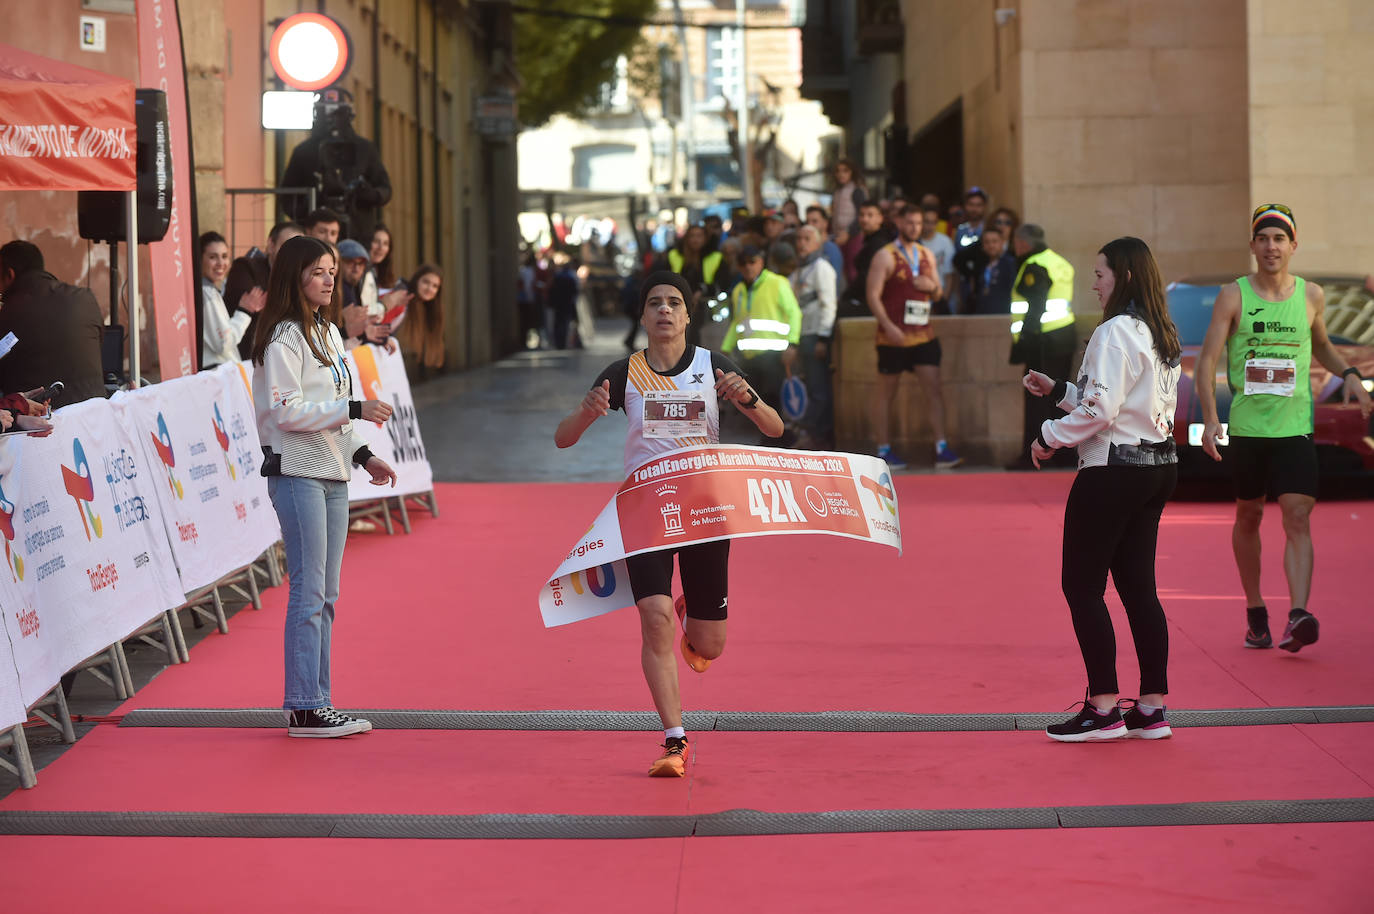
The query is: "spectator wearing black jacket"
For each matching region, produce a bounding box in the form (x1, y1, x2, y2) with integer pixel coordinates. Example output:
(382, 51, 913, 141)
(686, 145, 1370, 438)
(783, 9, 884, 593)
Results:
(223, 222, 304, 360)
(0, 241, 105, 408)
(838, 202, 896, 318)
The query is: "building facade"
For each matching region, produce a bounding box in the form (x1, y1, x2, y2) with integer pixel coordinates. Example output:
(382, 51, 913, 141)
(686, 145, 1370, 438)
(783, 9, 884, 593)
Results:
(892, 0, 1373, 300)
(1, 0, 520, 375)
(517, 0, 840, 212)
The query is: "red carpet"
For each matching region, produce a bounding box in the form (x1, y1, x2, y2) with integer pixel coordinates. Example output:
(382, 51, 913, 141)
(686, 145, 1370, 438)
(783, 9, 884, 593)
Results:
(3, 725, 1370, 815)
(1, 826, 1370, 914)
(122, 476, 1374, 713)
(5, 475, 1371, 913)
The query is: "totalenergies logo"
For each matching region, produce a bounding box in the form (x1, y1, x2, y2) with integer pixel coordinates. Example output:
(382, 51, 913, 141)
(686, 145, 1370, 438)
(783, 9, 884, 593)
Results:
(150, 412, 184, 499)
(352, 345, 384, 426)
(568, 564, 617, 598)
(61, 438, 104, 540)
(0, 476, 23, 581)
(212, 402, 237, 480)
(859, 472, 898, 517)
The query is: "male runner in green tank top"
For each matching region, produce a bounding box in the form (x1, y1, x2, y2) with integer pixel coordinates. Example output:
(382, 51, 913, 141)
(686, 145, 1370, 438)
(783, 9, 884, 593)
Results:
(1195, 205, 1371, 652)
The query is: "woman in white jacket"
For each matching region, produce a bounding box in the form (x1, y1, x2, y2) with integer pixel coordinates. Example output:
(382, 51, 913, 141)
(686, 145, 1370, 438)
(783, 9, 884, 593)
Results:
(250, 235, 397, 738)
(1025, 237, 1182, 743)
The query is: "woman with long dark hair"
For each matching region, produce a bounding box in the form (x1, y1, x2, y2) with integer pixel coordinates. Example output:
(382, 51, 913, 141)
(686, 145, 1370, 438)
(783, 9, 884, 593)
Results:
(1025, 236, 1182, 742)
(397, 264, 446, 381)
(251, 235, 398, 738)
(368, 223, 396, 289)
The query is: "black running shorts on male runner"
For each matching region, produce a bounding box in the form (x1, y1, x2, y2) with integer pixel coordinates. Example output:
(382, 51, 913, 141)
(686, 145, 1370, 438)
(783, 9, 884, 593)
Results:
(627, 540, 731, 620)
(876, 338, 943, 374)
(1227, 434, 1319, 500)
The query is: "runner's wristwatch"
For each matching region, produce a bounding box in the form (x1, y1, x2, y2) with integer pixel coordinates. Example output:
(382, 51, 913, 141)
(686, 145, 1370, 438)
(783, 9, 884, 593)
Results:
(1341, 366, 1363, 380)
(740, 389, 759, 410)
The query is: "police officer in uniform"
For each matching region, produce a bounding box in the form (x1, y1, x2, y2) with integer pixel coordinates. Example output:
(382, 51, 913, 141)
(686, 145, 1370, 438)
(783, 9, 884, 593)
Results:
(1009, 223, 1077, 469)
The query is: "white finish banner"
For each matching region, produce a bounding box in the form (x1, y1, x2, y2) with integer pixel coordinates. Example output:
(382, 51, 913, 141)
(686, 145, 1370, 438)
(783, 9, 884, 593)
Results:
(539, 445, 902, 627)
(112, 364, 281, 595)
(345, 341, 434, 501)
(0, 397, 186, 727)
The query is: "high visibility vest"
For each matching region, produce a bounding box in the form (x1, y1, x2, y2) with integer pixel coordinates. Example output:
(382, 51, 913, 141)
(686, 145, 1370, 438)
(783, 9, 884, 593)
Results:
(668, 249, 722, 286)
(722, 270, 801, 355)
(1010, 248, 1075, 340)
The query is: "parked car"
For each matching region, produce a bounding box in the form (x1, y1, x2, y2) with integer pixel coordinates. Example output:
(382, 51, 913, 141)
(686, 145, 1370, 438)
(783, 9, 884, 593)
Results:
(1167, 274, 1374, 488)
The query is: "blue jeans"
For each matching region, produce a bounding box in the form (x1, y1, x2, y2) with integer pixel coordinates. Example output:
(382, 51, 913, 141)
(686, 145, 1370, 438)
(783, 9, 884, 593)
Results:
(268, 475, 348, 710)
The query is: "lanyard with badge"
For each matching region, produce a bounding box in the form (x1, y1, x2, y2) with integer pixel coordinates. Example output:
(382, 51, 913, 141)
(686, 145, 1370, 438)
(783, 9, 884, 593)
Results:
(894, 240, 930, 327)
(317, 317, 351, 398)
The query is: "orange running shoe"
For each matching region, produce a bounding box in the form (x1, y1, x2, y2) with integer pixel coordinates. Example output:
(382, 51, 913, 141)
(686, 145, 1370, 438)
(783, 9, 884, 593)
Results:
(674, 594, 711, 673)
(648, 736, 690, 777)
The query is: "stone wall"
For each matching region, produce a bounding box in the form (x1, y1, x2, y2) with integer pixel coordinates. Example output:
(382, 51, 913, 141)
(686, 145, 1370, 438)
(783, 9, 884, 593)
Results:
(833, 315, 1027, 466)
(1246, 0, 1374, 274)
(902, 0, 1254, 295)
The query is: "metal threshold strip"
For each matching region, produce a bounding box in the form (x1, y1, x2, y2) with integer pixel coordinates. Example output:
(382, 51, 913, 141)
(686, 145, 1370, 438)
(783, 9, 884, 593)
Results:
(1, 798, 1371, 839)
(117, 705, 1374, 732)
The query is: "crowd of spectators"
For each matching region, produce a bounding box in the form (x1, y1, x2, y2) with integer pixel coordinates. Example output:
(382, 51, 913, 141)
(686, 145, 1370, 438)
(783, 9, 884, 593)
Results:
(583, 163, 1075, 467)
(207, 207, 447, 387)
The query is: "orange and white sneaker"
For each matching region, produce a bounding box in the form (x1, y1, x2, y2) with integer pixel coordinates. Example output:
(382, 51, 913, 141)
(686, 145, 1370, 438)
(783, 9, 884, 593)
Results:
(648, 736, 690, 777)
(673, 594, 711, 673)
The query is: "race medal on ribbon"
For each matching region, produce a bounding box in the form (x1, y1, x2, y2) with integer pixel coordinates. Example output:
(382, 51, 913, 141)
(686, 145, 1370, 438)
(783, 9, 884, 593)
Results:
(904, 299, 931, 326)
(642, 389, 707, 438)
(1243, 358, 1297, 397)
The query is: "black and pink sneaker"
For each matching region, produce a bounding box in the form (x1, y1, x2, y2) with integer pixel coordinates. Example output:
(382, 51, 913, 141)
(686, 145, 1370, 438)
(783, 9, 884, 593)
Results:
(1046, 701, 1126, 742)
(1121, 700, 1173, 740)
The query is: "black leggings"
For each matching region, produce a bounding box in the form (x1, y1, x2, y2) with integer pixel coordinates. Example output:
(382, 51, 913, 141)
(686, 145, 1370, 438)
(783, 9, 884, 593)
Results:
(1061, 464, 1177, 697)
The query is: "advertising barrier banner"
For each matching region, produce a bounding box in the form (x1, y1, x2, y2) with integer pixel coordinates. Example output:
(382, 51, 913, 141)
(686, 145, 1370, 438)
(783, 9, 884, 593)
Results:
(539, 445, 902, 627)
(0, 397, 185, 726)
(345, 342, 433, 501)
(113, 364, 280, 594)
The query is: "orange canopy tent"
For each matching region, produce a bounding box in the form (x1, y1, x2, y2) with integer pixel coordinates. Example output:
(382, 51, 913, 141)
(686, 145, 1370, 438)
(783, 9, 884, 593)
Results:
(0, 43, 143, 382)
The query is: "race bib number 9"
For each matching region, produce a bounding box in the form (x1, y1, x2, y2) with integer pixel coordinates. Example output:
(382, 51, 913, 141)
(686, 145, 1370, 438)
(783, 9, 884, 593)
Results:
(642, 389, 707, 438)
(904, 299, 931, 327)
(1244, 358, 1297, 397)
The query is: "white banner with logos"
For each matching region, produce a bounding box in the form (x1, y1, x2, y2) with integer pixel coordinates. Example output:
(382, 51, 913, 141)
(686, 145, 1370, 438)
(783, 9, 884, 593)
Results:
(112, 364, 281, 595)
(344, 341, 434, 501)
(0, 397, 186, 726)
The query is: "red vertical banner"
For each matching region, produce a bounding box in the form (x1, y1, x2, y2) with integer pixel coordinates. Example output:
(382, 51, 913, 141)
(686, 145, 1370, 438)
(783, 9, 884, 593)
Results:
(136, 0, 197, 379)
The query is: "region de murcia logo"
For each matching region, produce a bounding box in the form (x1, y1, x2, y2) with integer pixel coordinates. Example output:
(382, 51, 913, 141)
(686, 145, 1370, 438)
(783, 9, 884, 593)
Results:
(61, 438, 104, 540)
(0, 476, 23, 580)
(151, 412, 184, 500)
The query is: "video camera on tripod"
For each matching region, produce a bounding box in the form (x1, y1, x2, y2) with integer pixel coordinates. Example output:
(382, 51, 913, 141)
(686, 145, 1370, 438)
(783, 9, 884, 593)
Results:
(280, 87, 391, 234)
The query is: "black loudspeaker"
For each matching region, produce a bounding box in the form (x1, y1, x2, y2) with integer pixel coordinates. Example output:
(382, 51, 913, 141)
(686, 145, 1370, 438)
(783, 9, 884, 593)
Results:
(78, 88, 173, 244)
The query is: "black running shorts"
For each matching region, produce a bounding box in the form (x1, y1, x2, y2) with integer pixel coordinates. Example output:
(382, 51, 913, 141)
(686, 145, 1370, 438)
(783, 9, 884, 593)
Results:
(876, 338, 942, 374)
(626, 540, 731, 621)
(1227, 434, 1319, 500)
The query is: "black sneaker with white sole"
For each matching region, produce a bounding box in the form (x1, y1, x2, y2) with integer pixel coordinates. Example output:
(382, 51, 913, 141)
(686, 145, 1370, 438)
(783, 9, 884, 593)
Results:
(1046, 702, 1126, 742)
(1244, 606, 1272, 648)
(1279, 609, 1319, 653)
(1121, 700, 1173, 740)
(286, 707, 368, 738)
(326, 708, 373, 733)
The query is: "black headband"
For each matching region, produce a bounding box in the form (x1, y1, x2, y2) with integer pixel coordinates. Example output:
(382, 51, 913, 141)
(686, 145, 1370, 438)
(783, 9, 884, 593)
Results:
(639, 271, 694, 315)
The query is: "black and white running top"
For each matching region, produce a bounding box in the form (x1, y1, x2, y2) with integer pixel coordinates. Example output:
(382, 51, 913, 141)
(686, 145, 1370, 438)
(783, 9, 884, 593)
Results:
(594, 347, 745, 477)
